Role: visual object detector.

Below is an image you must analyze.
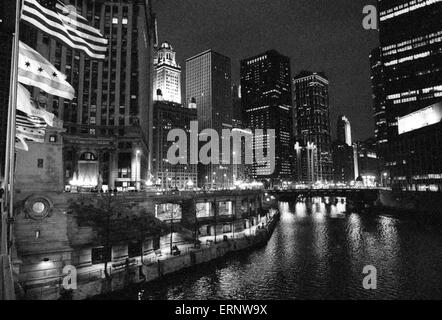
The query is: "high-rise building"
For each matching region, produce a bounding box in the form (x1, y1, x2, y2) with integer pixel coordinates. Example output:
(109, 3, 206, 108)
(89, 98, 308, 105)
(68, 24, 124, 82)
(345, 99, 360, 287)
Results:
(369, 47, 388, 152)
(240, 50, 293, 185)
(353, 138, 380, 187)
(152, 100, 197, 190)
(294, 142, 317, 184)
(333, 115, 354, 183)
(337, 115, 352, 146)
(186, 49, 233, 188)
(332, 141, 354, 184)
(371, 0, 442, 190)
(153, 41, 181, 104)
(231, 84, 243, 128)
(19, 0, 157, 191)
(293, 71, 333, 182)
(231, 84, 249, 182)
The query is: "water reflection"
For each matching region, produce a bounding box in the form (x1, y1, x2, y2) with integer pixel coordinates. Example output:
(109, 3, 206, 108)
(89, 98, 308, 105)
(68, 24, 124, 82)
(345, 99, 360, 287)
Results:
(115, 197, 442, 300)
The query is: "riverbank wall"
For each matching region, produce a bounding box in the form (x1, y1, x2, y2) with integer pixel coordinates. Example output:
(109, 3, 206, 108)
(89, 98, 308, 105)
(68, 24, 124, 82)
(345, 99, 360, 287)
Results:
(68, 211, 280, 300)
(377, 190, 442, 216)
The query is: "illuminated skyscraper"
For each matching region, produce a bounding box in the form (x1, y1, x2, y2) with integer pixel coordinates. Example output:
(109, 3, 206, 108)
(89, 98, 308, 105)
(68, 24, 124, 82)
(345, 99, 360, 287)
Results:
(186, 49, 233, 188)
(337, 115, 352, 146)
(293, 71, 333, 182)
(19, 0, 157, 190)
(152, 100, 197, 190)
(153, 42, 182, 104)
(240, 50, 294, 185)
(371, 0, 442, 190)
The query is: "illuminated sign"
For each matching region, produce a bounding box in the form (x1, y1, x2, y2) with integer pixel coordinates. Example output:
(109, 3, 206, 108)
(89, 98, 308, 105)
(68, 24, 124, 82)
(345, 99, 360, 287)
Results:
(398, 102, 442, 134)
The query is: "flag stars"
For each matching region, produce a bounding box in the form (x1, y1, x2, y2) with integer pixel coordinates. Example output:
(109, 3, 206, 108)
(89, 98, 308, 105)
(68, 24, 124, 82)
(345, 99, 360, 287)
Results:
(52, 72, 57, 78)
(25, 61, 31, 68)
(38, 67, 43, 73)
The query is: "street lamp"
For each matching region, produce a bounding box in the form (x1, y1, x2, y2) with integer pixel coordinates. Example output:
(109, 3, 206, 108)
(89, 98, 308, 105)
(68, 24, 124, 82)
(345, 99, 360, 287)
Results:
(213, 171, 217, 189)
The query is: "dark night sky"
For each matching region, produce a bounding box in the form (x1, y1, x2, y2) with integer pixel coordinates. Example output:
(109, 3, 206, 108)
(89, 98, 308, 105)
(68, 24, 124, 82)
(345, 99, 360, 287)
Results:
(153, 0, 379, 141)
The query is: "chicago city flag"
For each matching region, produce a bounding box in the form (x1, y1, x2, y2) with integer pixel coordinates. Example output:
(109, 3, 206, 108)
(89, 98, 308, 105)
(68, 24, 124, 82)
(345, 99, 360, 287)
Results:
(18, 41, 75, 100)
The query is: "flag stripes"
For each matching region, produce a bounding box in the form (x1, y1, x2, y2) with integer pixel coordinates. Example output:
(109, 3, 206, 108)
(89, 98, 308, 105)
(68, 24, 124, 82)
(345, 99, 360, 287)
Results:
(21, 0, 108, 59)
(16, 110, 48, 130)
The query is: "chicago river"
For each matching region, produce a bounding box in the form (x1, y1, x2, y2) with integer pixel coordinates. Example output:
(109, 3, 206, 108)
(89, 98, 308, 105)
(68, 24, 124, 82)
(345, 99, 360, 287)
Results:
(108, 198, 442, 300)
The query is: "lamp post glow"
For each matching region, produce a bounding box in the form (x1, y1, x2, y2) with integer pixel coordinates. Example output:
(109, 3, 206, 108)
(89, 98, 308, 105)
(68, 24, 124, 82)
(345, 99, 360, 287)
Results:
(186, 179, 194, 189)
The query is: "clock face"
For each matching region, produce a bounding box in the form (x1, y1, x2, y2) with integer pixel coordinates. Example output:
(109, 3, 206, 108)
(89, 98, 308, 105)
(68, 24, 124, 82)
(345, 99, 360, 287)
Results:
(25, 196, 53, 220)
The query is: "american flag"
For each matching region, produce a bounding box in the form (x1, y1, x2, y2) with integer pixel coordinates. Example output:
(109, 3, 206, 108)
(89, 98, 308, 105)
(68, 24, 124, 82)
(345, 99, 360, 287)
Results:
(21, 0, 108, 59)
(16, 110, 47, 144)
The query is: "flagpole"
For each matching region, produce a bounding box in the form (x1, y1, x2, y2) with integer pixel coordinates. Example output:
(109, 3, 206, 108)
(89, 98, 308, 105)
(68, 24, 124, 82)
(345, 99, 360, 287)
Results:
(6, 0, 23, 254)
(1, 0, 22, 301)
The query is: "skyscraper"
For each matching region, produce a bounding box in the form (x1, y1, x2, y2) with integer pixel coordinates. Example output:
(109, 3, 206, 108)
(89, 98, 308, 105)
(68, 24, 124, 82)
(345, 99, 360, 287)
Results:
(293, 71, 333, 182)
(371, 0, 442, 190)
(369, 47, 388, 151)
(240, 50, 293, 185)
(18, 0, 157, 191)
(337, 115, 352, 146)
(153, 41, 181, 104)
(186, 49, 233, 188)
(152, 100, 197, 190)
(333, 116, 354, 183)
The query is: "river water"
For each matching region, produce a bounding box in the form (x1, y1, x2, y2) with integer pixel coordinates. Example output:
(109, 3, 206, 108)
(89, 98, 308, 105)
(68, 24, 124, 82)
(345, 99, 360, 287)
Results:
(119, 198, 442, 300)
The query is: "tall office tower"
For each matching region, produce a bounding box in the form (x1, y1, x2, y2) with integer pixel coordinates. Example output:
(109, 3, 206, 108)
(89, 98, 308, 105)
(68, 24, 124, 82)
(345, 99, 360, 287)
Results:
(231, 84, 249, 182)
(18, 0, 157, 191)
(369, 47, 388, 152)
(294, 142, 318, 184)
(231, 84, 243, 128)
(353, 138, 380, 187)
(152, 100, 197, 190)
(0, 0, 14, 178)
(337, 115, 352, 146)
(333, 115, 354, 183)
(240, 50, 293, 185)
(293, 71, 333, 182)
(371, 0, 442, 190)
(332, 141, 354, 184)
(153, 41, 181, 104)
(186, 50, 233, 188)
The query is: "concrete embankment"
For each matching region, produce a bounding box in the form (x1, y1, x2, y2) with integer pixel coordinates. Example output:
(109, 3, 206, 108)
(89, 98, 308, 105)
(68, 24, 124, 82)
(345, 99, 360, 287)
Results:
(376, 190, 442, 216)
(70, 212, 280, 300)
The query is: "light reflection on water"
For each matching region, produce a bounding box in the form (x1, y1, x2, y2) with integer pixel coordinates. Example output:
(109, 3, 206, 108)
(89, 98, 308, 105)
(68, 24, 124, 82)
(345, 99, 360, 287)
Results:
(125, 197, 442, 300)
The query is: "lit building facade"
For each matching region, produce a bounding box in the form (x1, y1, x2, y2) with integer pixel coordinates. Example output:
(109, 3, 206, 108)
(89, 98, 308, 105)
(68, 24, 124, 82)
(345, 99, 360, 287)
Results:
(152, 100, 197, 190)
(240, 50, 294, 185)
(369, 47, 388, 152)
(231, 84, 249, 182)
(21, 0, 157, 191)
(153, 41, 181, 104)
(293, 71, 333, 182)
(186, 49, 233, 189)
(332, 141, 354, 184)
(353, 138, 381, 187)
(294, 142, 317, 184)
(337, 115, 352, 146)
(371, 0, 442, 189)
